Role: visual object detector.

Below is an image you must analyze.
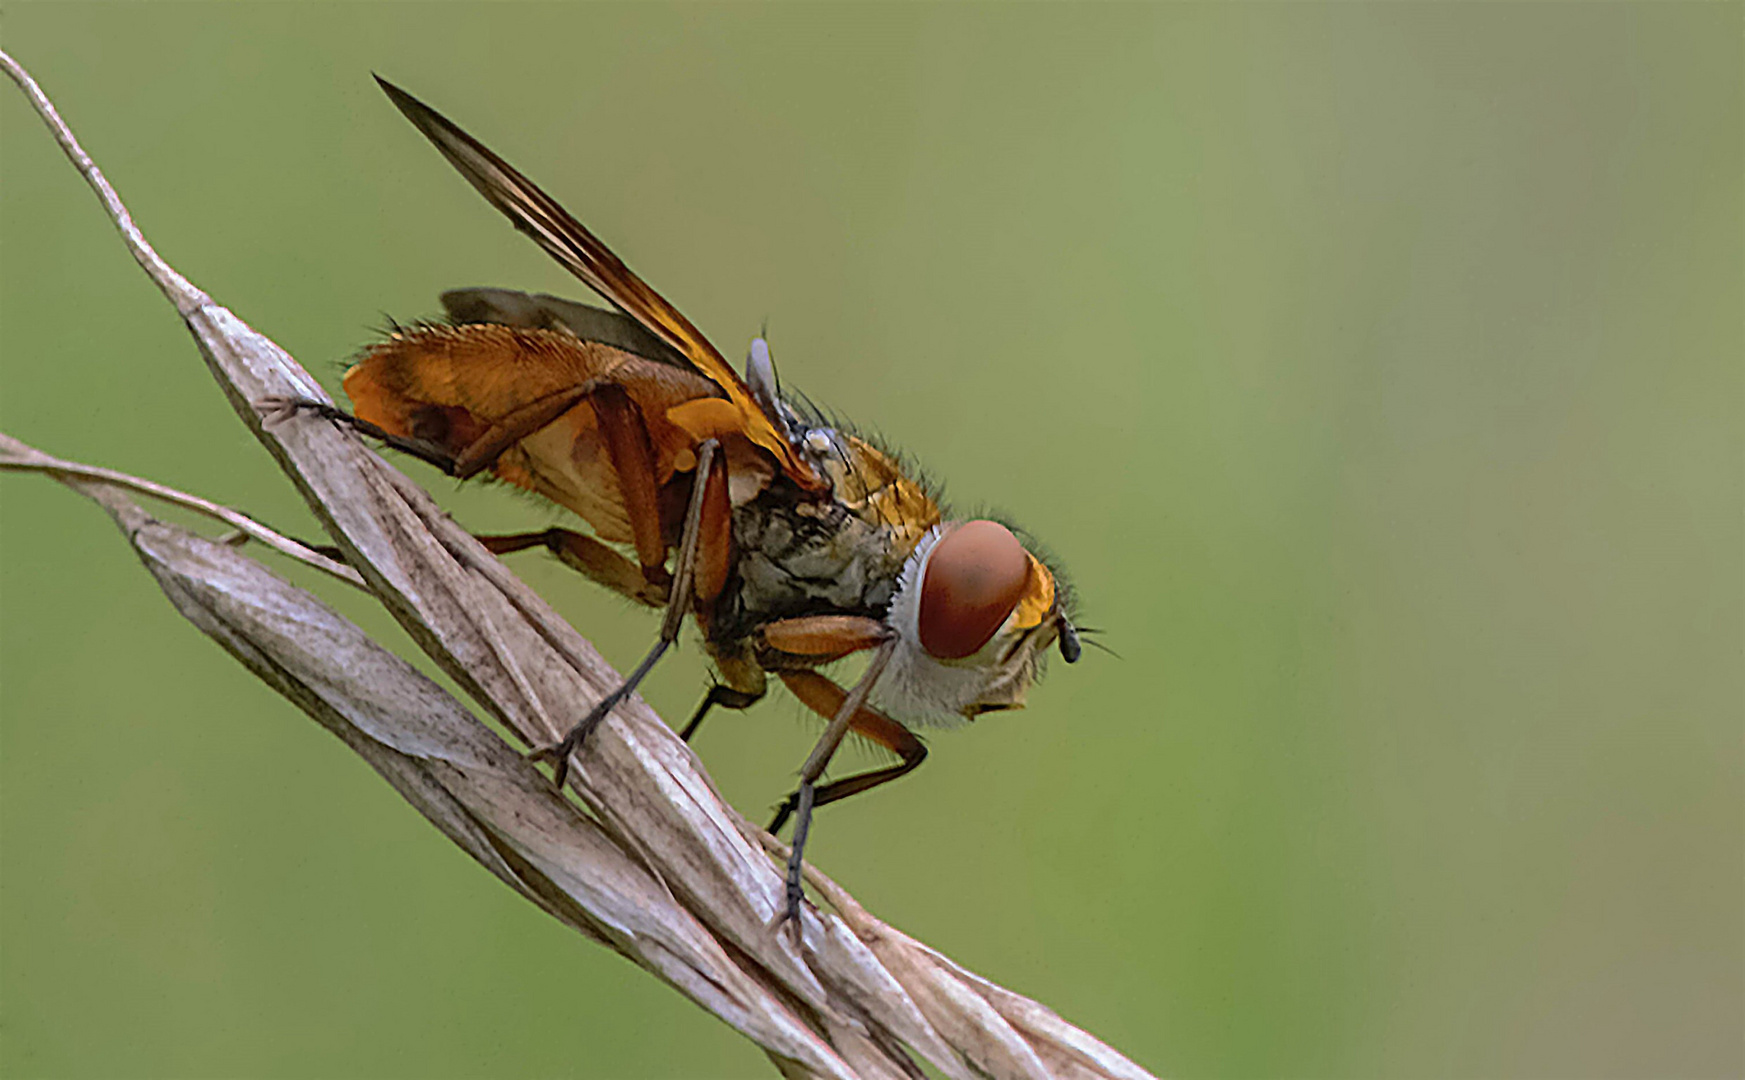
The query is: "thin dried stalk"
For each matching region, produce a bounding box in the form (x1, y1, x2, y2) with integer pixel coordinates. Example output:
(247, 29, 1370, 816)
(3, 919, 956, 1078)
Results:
(0, 437, 367, 588)
(0, 49, 1158, 1080)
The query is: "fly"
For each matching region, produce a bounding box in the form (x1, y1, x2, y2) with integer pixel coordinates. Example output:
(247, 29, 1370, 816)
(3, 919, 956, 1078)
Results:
(293, 78, 1082, 930)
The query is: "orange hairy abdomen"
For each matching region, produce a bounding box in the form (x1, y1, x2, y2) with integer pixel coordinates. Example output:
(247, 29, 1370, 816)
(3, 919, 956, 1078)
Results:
(343, 324, 720, 544)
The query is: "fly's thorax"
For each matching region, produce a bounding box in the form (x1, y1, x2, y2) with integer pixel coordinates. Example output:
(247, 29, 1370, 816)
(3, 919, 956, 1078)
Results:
(805, 429, 938, 557)
(710, 421, 942, 646)
(872, 522, 1065, 728)
(713, 492, 910, 645)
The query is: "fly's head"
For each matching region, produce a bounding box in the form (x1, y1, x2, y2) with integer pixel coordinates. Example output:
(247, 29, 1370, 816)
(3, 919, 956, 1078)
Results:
(743, 337, 1080, 725)
(875, 520, 1079, 726)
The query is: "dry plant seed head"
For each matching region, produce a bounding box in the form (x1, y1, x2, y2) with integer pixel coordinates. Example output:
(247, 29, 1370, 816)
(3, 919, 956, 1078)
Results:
(0, 49, 1150, 1080)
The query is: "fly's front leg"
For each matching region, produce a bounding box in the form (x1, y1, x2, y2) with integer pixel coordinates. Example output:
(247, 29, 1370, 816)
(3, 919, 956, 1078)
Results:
(768, 669, 927, 833)
(754, 614, 918, 826)
(769, 638, 900, 937)
(761, 615, 891, 663)
(755, 611, 920, 817)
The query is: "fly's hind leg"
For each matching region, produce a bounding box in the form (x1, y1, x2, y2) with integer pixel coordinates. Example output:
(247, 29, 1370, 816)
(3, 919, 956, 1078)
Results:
(258, 398, 463, 475)
(259, 388, 664, 603)
(259, 382, 601, 481)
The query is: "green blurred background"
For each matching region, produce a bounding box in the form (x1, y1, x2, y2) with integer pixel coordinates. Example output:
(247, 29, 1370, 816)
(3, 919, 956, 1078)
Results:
(2, 5, 1739, 1078)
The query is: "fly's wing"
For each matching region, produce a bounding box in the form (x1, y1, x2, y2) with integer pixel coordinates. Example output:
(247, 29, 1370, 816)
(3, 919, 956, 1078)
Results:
(440, 287, 689, 368)
(375, 77, 820, 490)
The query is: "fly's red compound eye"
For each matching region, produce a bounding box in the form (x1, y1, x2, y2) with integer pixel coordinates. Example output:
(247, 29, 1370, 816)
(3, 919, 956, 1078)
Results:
(917, 521, 1031, 660)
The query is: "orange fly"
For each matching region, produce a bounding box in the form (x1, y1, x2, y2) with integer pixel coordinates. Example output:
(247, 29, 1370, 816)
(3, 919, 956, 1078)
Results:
(305, 78, 1081, 927)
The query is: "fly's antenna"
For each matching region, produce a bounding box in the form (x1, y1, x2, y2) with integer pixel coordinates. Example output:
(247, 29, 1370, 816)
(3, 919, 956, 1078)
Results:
(1072, 625, 1120, 660)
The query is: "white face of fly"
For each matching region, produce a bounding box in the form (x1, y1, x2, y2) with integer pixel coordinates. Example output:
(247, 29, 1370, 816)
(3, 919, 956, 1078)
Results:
(873, 523, 1065, 727)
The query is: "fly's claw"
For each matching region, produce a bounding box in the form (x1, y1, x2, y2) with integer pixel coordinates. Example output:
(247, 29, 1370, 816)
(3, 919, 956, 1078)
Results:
(527, 738, 575, 788)
(768, 860, 808, 948)
(530, 724, 589, 789)
(254, 395, 333, 426)
(531, 689, 626, 788)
